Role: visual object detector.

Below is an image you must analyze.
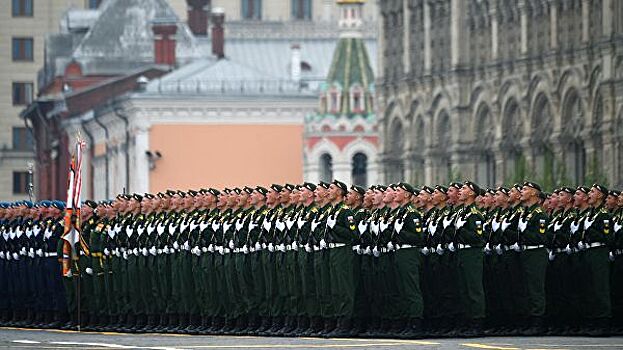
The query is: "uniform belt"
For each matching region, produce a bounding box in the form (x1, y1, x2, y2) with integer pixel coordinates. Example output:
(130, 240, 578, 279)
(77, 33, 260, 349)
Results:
(379, 247, 388, 253)
(286, 245, 292, 251)
(586, 242, 605, 249)
(614, 249, 623, 256)
(233, 248, 241, 253)
(313, 246, 320, 251)
(400, 244, 415, 249)
(328, 243, 346, 249)
(45, 252, 58, 257)
(457, 244, 472, 249)
(523, 245, 545, 250)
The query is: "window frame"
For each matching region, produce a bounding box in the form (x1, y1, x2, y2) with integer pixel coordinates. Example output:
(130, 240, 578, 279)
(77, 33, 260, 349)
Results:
(12, 0, 33, 17)
(242, 0, 262, 20)
(292, 0, 312, 20)
(12, 81, 34, 106)
(12, 127, 34, 151)
(13, 171, 29, 195)
(12, 37, 34, 61)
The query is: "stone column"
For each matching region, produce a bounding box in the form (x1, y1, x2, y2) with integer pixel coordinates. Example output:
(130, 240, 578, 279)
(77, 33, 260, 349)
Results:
(378, 12, 386, 81)
(549, 0, 558, 49)
(333, 160, 351, 184)
(519, 0, 528, 55)
(582, 0, 590, 42)
(451, 0, 467, 68)
(490, 3, 499, 60)
(131, 120, 151, 195)
(423, 0, 431, 73)
(602, 0, 613, 36)
(403, 0, 411, 74)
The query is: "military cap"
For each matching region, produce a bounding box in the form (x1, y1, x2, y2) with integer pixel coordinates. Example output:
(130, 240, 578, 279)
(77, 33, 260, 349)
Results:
(176, 190, 186, 197)
(243, 186, 254, 195)
(133, 194, 143, 201)
(0, 202, 10, 209)
(144, 193, 156, 199)
(523, 181, 542, 192)
(512, 183, 523, 191)
(52, 201, 65, 210)
(608, 189, 621, 197)
(284, 183, 296, 192)
(421, 186, 434, 194)
(592, 184, 609, 196)
(255, 186, 269, 196)
(223, 188, 232, 194)
(497, 187, 510, 196)
(187, 189, 199, 197)
(332, 180, 348, 195)
(435, 185, 448, 194)
(157, 192, 167, 199)
(577, 186, 590, 194)
(318, 181, 331, 189)
(85, 200, 98, 209)
(464, 181, 483, 196)
(449, 182, 462, 189)
(208, 188, 221, 197)
(271, 184, 284, 192)
(303, 182, 317, 191)
(374, 185, 388, 192)
(350, 185, 366, 195)
(166, 190, 178, 197)
(559, 187, 575, 194)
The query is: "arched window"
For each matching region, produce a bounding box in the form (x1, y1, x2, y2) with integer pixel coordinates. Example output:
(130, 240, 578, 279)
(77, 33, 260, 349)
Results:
(352, 153, 368, 187)
(561, 90, 586, 185)
(320, 153, 333, 182)
(387, 118, 405, 183)
(502, 99, 524, 182)
(328, 88, 341, 114)
(532, 94, 555, 187)
(474, 104, 495, 186)
(292, 0, 312, 20)
(437, 111, 452, 182)
(350, 86, 364, 114)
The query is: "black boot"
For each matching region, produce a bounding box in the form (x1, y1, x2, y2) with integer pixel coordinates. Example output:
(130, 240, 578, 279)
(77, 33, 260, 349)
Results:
(361, 318, 380, 338)
(319, 317, 336, 336)
(586, 318, 610, 337)
(521, 317, 544, 337)
(326, 317, 354, 338)
(265, 316, 284, 336)
(210, 316, 226, 334)
(293, 316, 309, 336)
(276, 316, 296, 336)
(164, 314, 178, 333)
(303, 316, 323, 336)
(256, 316, 272, 335)
(233, 315, 248, 335)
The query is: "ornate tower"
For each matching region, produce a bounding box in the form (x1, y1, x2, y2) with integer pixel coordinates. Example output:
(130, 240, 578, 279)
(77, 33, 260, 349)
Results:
(303, 0, 378, 187)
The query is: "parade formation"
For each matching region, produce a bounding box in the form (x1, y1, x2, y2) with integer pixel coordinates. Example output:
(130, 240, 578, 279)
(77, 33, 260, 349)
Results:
(0, 180, 622, 339)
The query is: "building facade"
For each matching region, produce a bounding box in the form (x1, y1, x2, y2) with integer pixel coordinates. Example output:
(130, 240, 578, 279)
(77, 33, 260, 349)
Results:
(377, 0, 623, 189)
(303, 0, 379, 187)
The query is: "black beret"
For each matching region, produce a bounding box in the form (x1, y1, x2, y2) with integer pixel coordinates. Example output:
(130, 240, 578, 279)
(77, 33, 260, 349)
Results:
(133, 194, 143, 202)
(512, 183, 523, 191)
(85, 200, 98, 209)
(421, 186, 434, 195)
(496, 187, 510, 196)
(449, 182, 462, 189)
(435, 185, 448, 194)
(208, 188, 221, 197)
(157, 192, 167, 199)
(559, 187, 575, 194)
(243, 186, 254, 195)
(271, 184, 284, 192)
(303, 182, 317, 191)
(318, 181, 331, 189)
(592, 184, 609, 196)
(144, 193, 156, 199)
(187, 189, 198, 197)
(166, 190, 177, 197)
(523, 181, 542, 192)
(332, 180, 348, 195)
(464, 181, 483, 196)
(255, 186, 269, 196)
(608, 189, 621, 197)
(577, 186, 590, 194)
(350, 185, 366, 195)
(284, 184, 296, 192)
(375, 185, 388, 192)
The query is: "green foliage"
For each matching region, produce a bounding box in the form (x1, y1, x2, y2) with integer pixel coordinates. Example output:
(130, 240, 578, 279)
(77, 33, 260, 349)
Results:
(585, 153, 608, 186)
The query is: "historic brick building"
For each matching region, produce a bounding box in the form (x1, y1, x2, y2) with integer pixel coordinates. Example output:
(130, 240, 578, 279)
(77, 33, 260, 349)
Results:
(377, 0, 623, 189)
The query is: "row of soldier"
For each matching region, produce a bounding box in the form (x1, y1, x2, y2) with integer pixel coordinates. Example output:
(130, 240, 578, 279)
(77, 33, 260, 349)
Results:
(1, 180, 622, 338)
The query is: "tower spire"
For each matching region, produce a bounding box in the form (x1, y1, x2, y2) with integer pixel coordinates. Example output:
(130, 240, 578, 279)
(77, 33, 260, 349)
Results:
(337, 0, 365, 38)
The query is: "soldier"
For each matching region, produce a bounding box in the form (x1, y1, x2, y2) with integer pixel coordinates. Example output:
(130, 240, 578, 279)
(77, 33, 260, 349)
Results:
(611, 190, 623, 333)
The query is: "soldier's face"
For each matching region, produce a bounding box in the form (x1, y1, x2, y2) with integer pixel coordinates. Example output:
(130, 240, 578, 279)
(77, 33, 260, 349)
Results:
(618, 193, 623, 207)
(447, 187, 459, 204)
(588, 188, 604, 206)
(382, 189, 394, 204)
(605, 195, 618, 209)
(574, 191, 588, 206)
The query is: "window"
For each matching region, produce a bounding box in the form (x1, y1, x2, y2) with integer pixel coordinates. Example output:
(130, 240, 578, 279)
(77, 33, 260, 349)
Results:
(12, 38, 33, 61)
(320, 153, 333, 182)
(352, 153, 368, 187)
(12, 128, 33, 151)
(350, 87, 364, 113)
(12, 0, 33, 17)
(86, 0, 102, 9)
(12, 82, 33, 105)
(292, 0, 312, 20)
(329, 89, 340, 114)
(13, 171, 29, 195)
(242, 0, 262, 20)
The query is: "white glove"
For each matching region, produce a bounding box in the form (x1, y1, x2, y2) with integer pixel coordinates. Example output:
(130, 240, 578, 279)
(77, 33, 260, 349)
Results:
(20, 247, 27, 255)
(326, 216, 337, 229)
(564, 244, 572, 254)
(122, 251, 128, 259)
(141, 248, 148, 256)
(352, 244, 360, 253)
(132, 248, 139, 256)
(372, 246, 380, 257)
(510, 242, 521, 252)
(36, 249, 43, 257)
(201, 247, 208, 253)
(228, 240, 235, 250)
(577, 241, 586, 250)
(448, 242, 456, 252)
(609, 252, 615, 262)
(421, 247, 430, 255)
(268, 243, 274, 252)
(387, 241, 395, 251)
(218, 246, 224, 255)
(191, 246, 200, 256)
(149, 247, 157, 256)
(436, 244, 444, 255)
(548, 250, 555, 261)
(484, 243, 492, 254)
(305, 244, 312, 253)
(242, 245, 249, 254)
(319, 239, 327, 249)
(255, 242, 261, 251)
(173, 241, 179, 250)
(13, 252, 20, 260)
(183, 241, 190, 251)
(163, 246, 170, 254)
(495, 244, 503, 255)
(277, 243, 286, 252)
(292, 241, 299, 251)
(66, 270, 72, 278)
(85, 267, 93, 275)
(208, 244, 215, 253)
(28, 249, 35, 258)
(0, 252, 4, 259)
(364, 246, 372, 255)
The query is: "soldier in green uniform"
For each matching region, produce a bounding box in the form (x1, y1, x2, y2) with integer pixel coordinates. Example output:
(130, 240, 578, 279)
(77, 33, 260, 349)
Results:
(610, 190, 623, 333)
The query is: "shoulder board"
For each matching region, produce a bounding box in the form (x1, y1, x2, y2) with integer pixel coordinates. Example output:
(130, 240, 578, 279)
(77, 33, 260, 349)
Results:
(470, 207, 482, 215)
(600, 208, 609, 214)
(311, 207, 318, 213)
